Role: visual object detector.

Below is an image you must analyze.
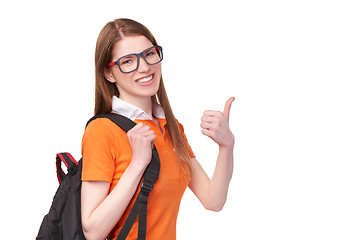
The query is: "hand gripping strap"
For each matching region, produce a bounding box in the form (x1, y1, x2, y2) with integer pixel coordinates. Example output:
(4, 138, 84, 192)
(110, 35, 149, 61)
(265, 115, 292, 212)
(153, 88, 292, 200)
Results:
(86, 113, 160, 240)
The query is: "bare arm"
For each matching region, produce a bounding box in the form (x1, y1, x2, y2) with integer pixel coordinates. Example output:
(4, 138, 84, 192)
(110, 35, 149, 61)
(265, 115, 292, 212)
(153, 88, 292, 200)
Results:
(81, 123, 155, 240)
(188, 97, 235, 211)
(81, 162, 146, 240)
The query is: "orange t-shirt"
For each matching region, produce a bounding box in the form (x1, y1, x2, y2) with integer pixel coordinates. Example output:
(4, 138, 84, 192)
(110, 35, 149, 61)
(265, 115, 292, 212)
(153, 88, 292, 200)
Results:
(81, 116, 195, 240)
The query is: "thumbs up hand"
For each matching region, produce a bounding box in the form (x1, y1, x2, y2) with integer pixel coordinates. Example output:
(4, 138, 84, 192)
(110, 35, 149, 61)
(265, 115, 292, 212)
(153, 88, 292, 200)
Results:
(200, 97, 235, 148)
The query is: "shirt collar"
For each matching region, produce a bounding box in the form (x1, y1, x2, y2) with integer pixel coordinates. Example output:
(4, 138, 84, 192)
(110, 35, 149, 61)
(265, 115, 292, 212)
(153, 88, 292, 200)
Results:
(111, 96, 166, 121)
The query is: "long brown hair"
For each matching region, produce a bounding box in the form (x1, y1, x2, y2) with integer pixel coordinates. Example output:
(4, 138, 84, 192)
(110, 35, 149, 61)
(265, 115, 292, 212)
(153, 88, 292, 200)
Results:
(94, 18, 191, 172)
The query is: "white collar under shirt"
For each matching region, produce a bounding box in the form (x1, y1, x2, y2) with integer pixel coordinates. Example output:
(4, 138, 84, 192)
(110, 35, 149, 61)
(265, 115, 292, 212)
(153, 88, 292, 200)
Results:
(111, 96, 166, 121)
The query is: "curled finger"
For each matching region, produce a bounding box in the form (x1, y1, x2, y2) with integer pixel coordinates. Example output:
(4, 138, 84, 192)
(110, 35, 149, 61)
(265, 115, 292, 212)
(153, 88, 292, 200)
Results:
(201, 114, 216, 123)
(200, 121, 212, 130)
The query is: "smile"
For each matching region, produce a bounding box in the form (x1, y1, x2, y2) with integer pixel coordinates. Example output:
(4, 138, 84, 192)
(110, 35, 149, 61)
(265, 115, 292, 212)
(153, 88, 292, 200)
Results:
(136, 74, 154, 83)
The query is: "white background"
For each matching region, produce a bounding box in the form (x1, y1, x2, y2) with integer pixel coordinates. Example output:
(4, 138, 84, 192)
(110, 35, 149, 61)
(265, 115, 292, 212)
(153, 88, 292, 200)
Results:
(0, 0, 359, 239)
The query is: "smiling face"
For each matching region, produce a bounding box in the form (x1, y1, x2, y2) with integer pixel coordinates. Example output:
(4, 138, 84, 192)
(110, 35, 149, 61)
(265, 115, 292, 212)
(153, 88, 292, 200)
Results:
(105, 35, 162, 104)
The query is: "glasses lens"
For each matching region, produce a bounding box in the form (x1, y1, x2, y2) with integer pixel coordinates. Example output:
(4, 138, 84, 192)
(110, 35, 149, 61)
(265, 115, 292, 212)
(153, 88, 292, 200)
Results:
(144, 46, 163, 65)
(118, 54, 138, 73)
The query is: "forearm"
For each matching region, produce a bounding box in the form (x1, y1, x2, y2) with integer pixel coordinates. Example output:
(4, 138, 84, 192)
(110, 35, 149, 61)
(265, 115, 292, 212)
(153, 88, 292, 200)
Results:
(207, 145, 234, 211)
(82, 161, 146, 240)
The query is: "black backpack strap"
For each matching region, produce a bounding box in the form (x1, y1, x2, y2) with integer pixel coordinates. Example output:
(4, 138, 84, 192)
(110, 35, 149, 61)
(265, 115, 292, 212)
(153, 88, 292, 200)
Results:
(86, 113, 136, 131)
(117, 148, 160, 240)
(56, 152, 78, 183)
(86, 113, 160, 240)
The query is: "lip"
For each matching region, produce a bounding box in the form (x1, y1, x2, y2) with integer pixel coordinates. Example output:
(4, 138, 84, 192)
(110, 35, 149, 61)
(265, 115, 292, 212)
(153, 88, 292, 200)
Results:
(135, 74, 155, 86)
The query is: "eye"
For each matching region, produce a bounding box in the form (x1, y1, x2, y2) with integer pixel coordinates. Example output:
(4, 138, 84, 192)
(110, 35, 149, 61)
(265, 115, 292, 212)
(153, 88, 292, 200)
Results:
(121, 59, 132, 65)
(145, 48, 158, 58)
(145, 51, 155, 58)
(119, 55, 136, 66)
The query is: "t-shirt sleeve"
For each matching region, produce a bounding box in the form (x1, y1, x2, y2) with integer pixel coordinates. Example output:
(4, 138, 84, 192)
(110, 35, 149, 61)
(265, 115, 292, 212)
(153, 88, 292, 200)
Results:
(81, 119, 117, 182)
(177, 122, 196, 159)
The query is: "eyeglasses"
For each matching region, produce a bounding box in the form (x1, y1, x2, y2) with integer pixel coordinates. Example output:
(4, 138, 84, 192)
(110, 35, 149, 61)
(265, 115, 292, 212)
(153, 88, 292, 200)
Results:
(107, 45, 163, 73)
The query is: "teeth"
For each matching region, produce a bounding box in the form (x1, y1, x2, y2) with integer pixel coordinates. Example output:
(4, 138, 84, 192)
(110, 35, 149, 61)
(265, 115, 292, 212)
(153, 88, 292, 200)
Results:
(137, 75, 153, 83)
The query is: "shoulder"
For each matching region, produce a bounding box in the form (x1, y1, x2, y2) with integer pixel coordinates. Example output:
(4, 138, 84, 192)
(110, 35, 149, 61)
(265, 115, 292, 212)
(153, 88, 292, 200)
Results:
(82, 117, 128, 147)
(85, 117, 126, 136)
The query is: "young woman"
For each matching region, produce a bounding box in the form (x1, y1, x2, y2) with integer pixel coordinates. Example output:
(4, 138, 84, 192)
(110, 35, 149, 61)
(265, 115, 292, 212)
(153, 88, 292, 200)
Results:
(81, 18, 235, 240)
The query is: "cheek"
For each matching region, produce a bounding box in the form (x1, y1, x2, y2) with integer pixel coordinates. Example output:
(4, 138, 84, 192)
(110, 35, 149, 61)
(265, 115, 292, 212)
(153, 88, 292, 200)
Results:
(154, 64, 162, 78)
(113, 71, 133, 84)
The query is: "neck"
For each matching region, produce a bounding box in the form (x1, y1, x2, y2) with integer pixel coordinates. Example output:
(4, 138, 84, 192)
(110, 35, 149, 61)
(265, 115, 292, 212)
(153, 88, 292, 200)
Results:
(121, 95, 153, 118)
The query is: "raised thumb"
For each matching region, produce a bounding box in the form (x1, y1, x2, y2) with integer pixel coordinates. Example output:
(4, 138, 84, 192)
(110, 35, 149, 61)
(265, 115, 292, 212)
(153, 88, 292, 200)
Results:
(223, 97, 235, 119)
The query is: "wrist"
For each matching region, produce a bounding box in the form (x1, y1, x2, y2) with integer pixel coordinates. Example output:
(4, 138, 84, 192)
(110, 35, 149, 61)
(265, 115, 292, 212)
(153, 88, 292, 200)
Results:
(218, 134, 235, 150)
(219, 144, 234, 153)
(127, 159, 148, 177)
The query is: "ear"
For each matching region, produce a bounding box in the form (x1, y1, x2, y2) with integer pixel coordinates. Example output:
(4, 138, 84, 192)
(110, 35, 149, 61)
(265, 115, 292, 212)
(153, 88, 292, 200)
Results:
(104, 69, 116, 83)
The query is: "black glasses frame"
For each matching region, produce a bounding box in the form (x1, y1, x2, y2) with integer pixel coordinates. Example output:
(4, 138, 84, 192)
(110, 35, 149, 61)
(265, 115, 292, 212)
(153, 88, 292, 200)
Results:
(108, 45, 163, 73)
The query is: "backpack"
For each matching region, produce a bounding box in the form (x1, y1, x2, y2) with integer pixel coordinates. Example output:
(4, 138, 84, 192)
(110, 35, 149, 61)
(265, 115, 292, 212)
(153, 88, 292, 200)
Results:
(36, 113, 161, 240)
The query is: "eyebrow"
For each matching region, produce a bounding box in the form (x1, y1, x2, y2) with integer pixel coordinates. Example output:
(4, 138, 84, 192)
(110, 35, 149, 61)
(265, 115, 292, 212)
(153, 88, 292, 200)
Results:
(115, 46, 154, 59)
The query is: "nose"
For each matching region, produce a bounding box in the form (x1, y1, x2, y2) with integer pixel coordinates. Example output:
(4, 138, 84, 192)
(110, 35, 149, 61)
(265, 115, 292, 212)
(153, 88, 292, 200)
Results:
(137, 56, 150, 73)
